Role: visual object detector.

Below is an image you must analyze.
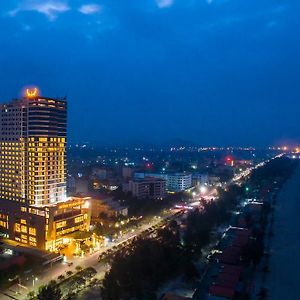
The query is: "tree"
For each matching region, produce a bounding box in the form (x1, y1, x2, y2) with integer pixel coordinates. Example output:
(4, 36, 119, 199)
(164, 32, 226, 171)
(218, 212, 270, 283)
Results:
(57, 274, 65, 281)
(66, 270, 73, 277)
(75, 265, 83, 272)
(26, 291, 37, 300)
(48, 280, 57, 286)
(101, 223, 188, 300)
(37, 282, 62, 300)
(63, 292, 76, 300)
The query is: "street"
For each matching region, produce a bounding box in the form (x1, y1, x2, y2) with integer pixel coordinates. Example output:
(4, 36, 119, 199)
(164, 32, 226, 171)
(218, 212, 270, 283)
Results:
(0, 209, 182, 300)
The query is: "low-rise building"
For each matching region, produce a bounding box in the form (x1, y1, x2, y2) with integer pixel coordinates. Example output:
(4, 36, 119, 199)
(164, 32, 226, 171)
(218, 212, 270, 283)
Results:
(92, 168, 107, 180)
(122, 167, 137, 179)
(128, 177, 166, 199)
(134, 172, 191, 192)
(192, 173, 209, 186)
(192, 174, 220, 187)
(167, 173, 192, 192)
(74, 177, 90, 194)
(92, 178, 119, 191)
(90, 197, 128, 219)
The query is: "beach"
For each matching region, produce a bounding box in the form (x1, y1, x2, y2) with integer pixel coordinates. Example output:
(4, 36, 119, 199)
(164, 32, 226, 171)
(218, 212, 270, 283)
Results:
(267, 162, 300, 299)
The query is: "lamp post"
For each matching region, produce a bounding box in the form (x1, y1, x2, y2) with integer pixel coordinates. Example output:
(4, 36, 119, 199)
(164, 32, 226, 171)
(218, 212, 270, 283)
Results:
(32, 278, 34, 288)
(200, 186, 207, 195)
(32, 276, 38, 288)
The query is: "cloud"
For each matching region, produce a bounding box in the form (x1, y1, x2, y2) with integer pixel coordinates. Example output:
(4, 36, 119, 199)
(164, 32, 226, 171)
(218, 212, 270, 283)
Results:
(156, 0, 174, 9)
(79, 4, 102, 15)
(9, 0, 70, 21)
(206, 0, 232, 4)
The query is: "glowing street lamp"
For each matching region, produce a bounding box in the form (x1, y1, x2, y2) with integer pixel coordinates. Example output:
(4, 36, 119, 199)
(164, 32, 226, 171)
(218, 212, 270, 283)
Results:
(200, 186, 207, 194)
(32, 276, 38, 288)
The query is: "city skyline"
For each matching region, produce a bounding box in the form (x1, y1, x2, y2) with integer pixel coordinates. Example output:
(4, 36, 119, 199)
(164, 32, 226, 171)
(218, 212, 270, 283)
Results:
(0, 1, 299, 299)
(0, 1, 299, 146)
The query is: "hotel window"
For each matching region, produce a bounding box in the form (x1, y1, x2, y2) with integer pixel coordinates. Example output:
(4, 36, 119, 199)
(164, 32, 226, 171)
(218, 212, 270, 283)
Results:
(29, 227, 36, 236)
(0, 221, 7, 228)
(74, 216, 84, 223)
(29, 236, 36, 243)
(15, 223, 21, 232)
(56, 220, 66, 229)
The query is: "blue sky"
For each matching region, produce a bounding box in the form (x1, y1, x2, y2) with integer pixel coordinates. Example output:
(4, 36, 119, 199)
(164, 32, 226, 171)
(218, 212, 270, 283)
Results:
(0, 0, 299, 146)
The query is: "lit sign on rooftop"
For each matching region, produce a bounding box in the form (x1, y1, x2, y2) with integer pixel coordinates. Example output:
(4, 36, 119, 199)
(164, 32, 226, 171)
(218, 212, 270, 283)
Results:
(25, 87, 39, 98)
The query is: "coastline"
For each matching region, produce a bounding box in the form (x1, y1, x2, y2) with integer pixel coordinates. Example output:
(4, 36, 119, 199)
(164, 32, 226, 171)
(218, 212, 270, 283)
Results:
(266, 163, 300, 299)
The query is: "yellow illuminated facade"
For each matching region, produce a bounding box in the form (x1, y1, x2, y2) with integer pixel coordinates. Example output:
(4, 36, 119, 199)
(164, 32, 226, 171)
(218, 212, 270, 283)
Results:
(0, 90, 91, 250)
(27, 136, 66, 206)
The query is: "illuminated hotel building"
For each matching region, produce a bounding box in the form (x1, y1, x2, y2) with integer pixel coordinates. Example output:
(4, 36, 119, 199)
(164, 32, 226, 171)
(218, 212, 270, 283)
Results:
(0, 88, 91, 251)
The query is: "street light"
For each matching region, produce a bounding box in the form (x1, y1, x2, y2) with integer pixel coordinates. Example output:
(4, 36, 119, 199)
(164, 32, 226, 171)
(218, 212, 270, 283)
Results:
(32, 276, 38, 288)
(200, 186, 207, 194)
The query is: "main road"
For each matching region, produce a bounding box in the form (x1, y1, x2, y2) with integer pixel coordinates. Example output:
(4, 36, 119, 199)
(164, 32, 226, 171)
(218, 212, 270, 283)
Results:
(0, 209, 183, 300)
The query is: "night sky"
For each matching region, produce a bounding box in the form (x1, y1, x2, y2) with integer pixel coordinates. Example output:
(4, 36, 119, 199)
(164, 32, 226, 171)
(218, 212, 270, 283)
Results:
(0, 0, 299, 147)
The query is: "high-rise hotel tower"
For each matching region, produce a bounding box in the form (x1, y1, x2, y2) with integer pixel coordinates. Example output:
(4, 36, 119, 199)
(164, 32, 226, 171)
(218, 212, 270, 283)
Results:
(0, 88, 90, 250)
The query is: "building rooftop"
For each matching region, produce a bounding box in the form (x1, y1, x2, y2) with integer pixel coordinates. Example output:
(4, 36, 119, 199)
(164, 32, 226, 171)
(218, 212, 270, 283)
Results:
(132, 176, 166, 182)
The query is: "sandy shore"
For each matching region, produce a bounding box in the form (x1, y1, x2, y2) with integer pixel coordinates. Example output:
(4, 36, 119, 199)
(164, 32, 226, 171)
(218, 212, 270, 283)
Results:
(266, 162, 300, 300)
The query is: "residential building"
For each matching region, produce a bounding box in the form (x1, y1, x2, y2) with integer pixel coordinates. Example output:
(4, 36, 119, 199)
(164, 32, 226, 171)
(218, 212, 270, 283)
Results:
(167, 173, 192, 192)
(122, 167, 136, 179)
(128, 177, 166, 199)
(92, 168, 107, 180)
(0, 88, 91, 251)
(134, 172, 191, 192)
(90, 197, 128, 219)
(192, 174, 220, 187)
(74, 177, 90, 194)
(192, 173, 209, 186)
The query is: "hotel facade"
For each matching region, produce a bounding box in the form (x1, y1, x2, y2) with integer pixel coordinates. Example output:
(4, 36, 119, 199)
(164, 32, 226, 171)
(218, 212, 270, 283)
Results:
(0, 88, 91, 251)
